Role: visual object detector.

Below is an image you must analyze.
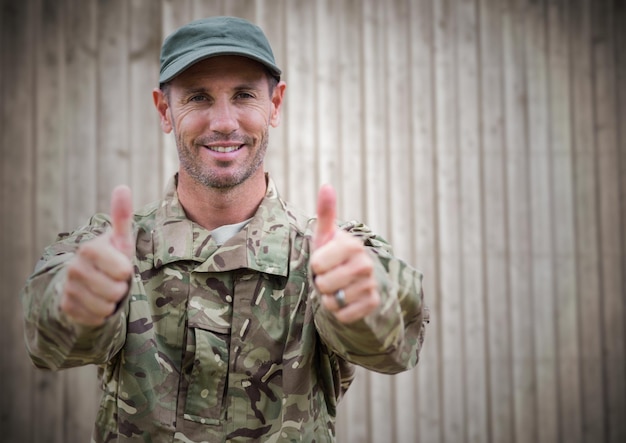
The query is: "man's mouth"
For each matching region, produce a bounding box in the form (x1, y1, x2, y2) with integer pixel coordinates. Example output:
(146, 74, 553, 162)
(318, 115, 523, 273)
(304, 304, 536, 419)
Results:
(206, 145, 243, 153)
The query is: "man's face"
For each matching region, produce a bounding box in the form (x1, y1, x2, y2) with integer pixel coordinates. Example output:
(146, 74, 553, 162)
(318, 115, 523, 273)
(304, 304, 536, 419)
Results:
(154, 56, 285, 190)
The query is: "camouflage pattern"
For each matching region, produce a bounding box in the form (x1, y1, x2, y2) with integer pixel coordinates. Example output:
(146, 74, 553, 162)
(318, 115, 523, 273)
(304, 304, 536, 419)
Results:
(21, 174, 427, 442)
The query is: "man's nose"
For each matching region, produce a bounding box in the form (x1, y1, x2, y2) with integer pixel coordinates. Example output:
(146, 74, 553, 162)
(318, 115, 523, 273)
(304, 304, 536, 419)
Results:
(208, 99, 239, 134)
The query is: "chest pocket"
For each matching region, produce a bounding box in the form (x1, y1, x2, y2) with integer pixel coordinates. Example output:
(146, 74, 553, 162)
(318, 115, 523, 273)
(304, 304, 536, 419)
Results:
(184, 291, 231, 425)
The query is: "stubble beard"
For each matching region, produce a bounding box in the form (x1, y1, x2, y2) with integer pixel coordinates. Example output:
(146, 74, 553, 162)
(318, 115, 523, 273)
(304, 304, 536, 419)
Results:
(176, 129, 269, 191)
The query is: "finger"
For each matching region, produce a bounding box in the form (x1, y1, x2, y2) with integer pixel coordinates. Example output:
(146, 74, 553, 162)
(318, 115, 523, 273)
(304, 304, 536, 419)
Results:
(77, 236, 134, 281)
(63, 279, 120, 319)
(320, 276, 378, 312)
(313, 184, 337, 250)
(61, 281, 118, 327)
(311, 231, 365, 278)
(110, 185, 134, 257)
(322, 289, 381, 324)
(66, 256, 130, 303)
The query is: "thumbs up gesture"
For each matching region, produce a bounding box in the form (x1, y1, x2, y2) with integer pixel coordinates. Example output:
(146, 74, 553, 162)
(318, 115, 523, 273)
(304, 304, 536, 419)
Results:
(311, 185, 381, 323)
(60, 186, 135, 327)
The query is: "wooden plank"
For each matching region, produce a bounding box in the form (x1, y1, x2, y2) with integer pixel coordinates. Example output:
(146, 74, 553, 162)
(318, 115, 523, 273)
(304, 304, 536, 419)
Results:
(361, 1, 394, 441)
(96, 0, 130, 210)
(33, 0, 66, 441)
(0, 0, 36, 441)
(191, 0, 222, 17)
(336, 0, 365, 222)
(63, 0, 111, 441)
(256, 0, 288, 189)
(62, 1, 102, 440)
(503, 0, 537, 441)
(284, 0, 316, 212)
(386, 1, 418, 440)
(333, 1, 368, 440)
(456, 0, 489, 441)
(618, 3, 626, 440)
(592, 1, 626, 441)
(525, 1, 559, 442)
(362, 0, 389, 237)
(65, 0, 98, 225)
(222, 0, 256, 21)
(479, 0, 515, 441)
(409, 0, 442, 441)
(433, 0, 465, 441)
(570, 0, 606, 441)
(547, 0, 583, 441)
(323, 0, 364, 439)
(314, 0, 340, 197)
(129, 0, 163, 205)
(317, 3, 344, 438)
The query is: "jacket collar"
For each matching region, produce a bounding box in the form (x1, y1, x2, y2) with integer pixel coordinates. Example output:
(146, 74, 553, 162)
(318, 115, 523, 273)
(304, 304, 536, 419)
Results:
(151, 174, 290, 277)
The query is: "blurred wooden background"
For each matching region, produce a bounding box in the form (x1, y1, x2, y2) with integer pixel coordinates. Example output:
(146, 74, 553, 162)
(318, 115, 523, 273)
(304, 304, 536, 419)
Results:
(1, 0, 624, 442)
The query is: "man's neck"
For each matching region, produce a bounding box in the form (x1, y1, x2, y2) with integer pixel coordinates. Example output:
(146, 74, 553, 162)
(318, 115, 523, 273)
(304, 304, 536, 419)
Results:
(176, 171, 267, 231)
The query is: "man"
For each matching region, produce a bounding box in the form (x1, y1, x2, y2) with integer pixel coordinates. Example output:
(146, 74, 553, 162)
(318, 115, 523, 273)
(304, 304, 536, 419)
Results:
(21, 16, 427, 442)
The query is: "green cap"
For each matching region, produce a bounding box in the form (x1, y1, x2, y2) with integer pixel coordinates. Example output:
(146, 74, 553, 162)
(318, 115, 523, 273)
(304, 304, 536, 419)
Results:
(159, 16, 282, 84)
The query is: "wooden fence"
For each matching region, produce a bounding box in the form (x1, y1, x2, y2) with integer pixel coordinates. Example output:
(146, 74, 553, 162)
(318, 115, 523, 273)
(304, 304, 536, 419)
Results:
(1, 0, 624, 442)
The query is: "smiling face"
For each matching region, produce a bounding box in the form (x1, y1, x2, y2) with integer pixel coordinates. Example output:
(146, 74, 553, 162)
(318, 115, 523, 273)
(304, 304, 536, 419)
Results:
(154, 56, 285, 191)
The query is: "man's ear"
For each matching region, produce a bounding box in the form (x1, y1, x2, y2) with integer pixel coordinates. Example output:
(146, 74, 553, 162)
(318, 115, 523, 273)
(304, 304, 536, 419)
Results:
(269, 81, 286, 128)
(153, 88, 173, 134)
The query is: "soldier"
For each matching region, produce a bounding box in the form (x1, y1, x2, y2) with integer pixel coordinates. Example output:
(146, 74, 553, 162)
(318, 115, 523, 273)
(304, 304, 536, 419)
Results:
(21, 16, 427, 442)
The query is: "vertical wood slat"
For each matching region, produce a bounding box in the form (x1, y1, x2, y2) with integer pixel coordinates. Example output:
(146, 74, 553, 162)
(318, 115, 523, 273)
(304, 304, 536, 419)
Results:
(410, 0, 442, 441)
(34, 0, 65, 441)
(434, 0, 465, 442)
(457, 0, 489, 442)
(314, 0, 339, 192)
(337, 0, 365, 222)
(129, 0, 162, 206)
(0, 0, 36, 442)
(96, 0, 130, 209)
(547, 1, 583, 442)
(284, 0, 315, 211)
(480, 0, 515, 442)
(62, 1, 101, 441)
(362, 0, 389, 237)
(617, 4, 626, 442)
(334, 0, 368, 440)
(361, 1, 394, 441)
(257, 0, 288, 189)
(387, 0, 416, 442)
(571, 1, 606, 442)
(593, 1, 626, 442)
(526, 1, 559, 443)
(504, 0, 536, 442)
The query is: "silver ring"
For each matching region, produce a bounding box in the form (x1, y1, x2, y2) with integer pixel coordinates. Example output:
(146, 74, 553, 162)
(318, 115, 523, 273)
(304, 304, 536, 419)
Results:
(334, 289, 347, 309)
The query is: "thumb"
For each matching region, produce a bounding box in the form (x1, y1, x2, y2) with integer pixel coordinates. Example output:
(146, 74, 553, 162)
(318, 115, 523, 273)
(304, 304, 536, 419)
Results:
(314, 184, 337, 249)
(110, 185, 134, 257)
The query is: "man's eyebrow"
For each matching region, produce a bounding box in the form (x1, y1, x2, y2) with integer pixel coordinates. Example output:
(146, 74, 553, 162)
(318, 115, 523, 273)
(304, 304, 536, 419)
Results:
(233, 82, 263, 91)
(183, 86, 209, 94)
(181, 83, 262, 94)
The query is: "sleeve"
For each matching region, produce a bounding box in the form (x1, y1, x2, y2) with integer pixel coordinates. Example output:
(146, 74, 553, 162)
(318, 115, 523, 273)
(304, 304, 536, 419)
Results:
(20, 214, 129, 371)
(312, 221, 428, 375)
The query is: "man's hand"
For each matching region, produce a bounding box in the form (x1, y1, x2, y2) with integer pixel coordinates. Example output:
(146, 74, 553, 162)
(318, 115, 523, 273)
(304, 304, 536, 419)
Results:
(60, 186, 134, 327)
(311, 184, 381, 323)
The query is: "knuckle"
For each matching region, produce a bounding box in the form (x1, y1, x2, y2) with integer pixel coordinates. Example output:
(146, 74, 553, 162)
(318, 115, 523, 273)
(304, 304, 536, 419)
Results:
(353, 255, 373, 276)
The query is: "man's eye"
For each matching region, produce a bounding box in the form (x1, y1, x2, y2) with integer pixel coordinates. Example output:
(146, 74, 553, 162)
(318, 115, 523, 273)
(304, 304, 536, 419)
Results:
(235, 92, 254, 100)
(190, 95, 207, 102)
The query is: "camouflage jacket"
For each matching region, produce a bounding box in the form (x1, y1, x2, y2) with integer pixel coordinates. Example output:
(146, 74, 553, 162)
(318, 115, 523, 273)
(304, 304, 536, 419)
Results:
(22, 175, 427, 442)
